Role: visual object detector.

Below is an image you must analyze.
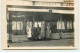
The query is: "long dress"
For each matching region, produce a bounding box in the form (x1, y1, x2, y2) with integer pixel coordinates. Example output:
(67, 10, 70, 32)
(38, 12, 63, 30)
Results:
(46, 26, 51, 38)
(27, 28, 32, 38)
(41, 22, 45, 38)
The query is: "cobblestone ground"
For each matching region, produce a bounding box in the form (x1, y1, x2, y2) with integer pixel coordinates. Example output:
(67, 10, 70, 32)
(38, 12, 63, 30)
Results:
(8, 39, 74, 47)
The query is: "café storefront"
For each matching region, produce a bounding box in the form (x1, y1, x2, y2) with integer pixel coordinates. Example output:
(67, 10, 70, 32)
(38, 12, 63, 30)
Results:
(7, 0, 74, 42)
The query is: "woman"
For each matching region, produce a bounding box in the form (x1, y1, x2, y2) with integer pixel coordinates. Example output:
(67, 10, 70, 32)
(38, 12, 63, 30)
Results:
(46, 23, 51, 39)
(27, 23, 32, 41)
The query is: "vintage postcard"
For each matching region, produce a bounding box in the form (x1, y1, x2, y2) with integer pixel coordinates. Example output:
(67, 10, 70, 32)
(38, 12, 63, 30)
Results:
(1, 0, 79, 49)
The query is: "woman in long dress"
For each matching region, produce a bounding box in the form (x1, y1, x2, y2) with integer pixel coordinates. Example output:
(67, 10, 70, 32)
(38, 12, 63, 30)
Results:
(27, 23, 32, 41)
(27, 27, 32, 38)
(46, 23, 51, 39)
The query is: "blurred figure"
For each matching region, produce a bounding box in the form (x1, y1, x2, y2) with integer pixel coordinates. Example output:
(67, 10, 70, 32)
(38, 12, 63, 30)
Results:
(27, 23, 32, 41)
(31, 26, 37, 40)
(46, 23, 51, 39)
(36, 24, 41, 39)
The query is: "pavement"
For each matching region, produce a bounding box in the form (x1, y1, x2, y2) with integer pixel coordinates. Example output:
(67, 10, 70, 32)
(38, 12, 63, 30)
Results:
(8, 39, 74, 47)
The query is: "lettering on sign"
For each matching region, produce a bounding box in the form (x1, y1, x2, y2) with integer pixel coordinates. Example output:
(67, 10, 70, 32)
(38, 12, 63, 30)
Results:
(33, 2, 74, 6)
(12, 15, 25, 18)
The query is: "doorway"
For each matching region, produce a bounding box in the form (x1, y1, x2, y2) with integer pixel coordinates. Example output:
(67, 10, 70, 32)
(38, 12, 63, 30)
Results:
(26, 15, 45, 39)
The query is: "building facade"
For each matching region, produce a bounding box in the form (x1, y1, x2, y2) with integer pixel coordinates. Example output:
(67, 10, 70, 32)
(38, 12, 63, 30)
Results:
(7, 0, 74, 42)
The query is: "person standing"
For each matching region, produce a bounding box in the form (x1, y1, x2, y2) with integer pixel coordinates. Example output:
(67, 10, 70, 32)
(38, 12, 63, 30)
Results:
(36, 24, 41, 39)
(31, 27, 37, 40)
(27, 23, 32, 41)
(46, 23, 51, 39)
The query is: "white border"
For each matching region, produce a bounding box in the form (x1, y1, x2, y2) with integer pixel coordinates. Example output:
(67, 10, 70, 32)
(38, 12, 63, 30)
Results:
(1, 0, 79, 49)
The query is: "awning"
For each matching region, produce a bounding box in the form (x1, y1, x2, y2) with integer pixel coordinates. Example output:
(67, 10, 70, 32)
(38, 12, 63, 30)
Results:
(8, 7, 74, 14)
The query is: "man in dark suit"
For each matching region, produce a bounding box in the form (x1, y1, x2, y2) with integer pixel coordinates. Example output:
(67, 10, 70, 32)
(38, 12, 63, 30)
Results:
(31, 27, 37, 40)
(36, 24, 41, 39)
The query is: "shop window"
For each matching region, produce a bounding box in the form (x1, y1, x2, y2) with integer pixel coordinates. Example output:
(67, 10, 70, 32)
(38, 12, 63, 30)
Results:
(26, 22, 32, 29)
(34, 22, 37, 27)
(38, 22, 41, 27)
(12, 21, 23, 30)
(67, 21, 72, 29)
(12, 21, 16, 30)
(57, 20, 65, 29)
(34, 22, 41, 27)
(57, 20, 73, 29)
(62, 21, 65, 29)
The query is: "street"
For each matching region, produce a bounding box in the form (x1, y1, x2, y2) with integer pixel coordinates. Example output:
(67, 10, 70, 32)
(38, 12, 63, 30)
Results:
(9, 39, 74, 47)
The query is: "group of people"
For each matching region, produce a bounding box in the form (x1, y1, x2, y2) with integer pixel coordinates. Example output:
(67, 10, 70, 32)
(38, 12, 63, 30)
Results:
(27, 23, 51, 41)
(27, 24, 41, 41)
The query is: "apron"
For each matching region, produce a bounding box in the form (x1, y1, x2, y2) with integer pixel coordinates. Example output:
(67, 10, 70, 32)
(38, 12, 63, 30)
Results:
(27, 28, 32, 38)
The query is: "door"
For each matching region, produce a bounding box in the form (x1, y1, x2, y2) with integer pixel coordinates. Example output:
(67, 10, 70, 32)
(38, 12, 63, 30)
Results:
(25, 13, 46, 39)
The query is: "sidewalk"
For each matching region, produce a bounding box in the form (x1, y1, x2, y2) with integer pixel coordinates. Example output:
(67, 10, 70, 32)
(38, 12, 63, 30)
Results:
(9, 39, 74, 47)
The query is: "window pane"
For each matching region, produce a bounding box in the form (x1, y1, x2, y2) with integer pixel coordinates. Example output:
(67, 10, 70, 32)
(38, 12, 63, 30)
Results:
(57, 20, 59, 29)
(62, 21, 65, 29)
(38, 22, 41, 27)
(12, 21, 23, 30)
(17, 22, 21, 30)
(17, 22, 23, 30)
(70, 21, 72, 29)
(20, 22, 23, 30)
(57, 21, 61, 29)
(27, 22, 32, 28)
(67, 21, 70, 29)
(34, 22, 37, 27)
(57, 20, 65, 29)
(12, 21, 16, 30)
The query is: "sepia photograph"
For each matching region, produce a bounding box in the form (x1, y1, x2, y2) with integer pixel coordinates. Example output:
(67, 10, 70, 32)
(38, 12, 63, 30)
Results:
(1, 0, 79, 49)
